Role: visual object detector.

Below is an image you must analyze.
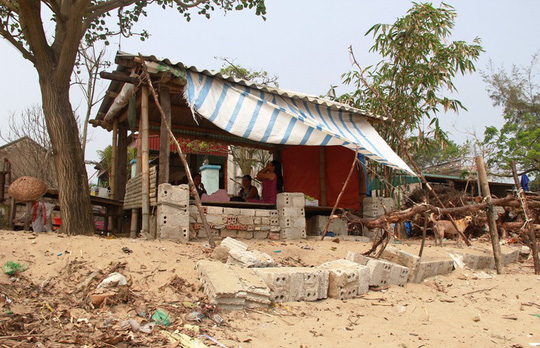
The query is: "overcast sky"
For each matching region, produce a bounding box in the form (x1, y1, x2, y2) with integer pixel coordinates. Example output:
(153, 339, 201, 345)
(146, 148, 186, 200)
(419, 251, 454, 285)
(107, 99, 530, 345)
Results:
(0, 0, 539, 180)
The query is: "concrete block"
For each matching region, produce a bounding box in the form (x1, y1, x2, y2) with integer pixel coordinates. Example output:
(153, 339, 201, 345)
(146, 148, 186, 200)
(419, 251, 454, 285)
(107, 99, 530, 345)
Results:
(270, 218, 279, 226)
(221, 230, 237, 238)
(270, 210, 279, 217)
(270, 226, 281, 232)
(254, 209, 271, 217)
(255, 267, 328, 302)
(260, 225, 271, 231)
(253, 217, 262, 225)
(281, 227, 306, 240)
(409, 259, 454, 283)
(240, 209, 255, 216)
(159, 225, 189, 241)
(237, 231, 254, 239)
(279, 217, 306, 229)
(205, 214, 224, 225)
(157, 204, 188, 220)
(223, 207, 241, 215)
(381, 246, 420, 270)
(158, 210, 189, 229)
(158, 183, 189, 205)
(189, 205, 198, 215)
(277, 193, 305, 208)
(254, 231, 269, 239)
(207, 206, 224, 215)
(237, 216, 254, 225)
(503, 249, 519, 266)
(319, 259, 370, 299)
(269, 232, 280, 240)
(346, 251, 410, 287)
(261, 217, 270, 225)
(227, 249, 275, 268)
(279, 207, 305, 217)
(226, 216, 238, 224)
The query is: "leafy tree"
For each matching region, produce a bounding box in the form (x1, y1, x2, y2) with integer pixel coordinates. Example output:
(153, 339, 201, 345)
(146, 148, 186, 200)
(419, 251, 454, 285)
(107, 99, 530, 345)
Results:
(218, 57, 279, 87)
(411, 136, 471, 176)
(330, 2, 482, 195)
(482, 54, 540, 176)
(0, 0, 266, 235)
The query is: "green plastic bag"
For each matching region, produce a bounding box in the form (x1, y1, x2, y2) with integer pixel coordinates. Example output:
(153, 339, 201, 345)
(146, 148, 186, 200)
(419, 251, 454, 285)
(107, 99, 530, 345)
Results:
(152, 309, 172, 326)
(2, 261, 27, 275)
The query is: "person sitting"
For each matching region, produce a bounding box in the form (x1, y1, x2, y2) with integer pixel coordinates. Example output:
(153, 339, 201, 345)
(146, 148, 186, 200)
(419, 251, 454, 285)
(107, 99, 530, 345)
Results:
(191, 173, 206, 198)
(250, 160, 283, 204)
(231, 175, 259, 202)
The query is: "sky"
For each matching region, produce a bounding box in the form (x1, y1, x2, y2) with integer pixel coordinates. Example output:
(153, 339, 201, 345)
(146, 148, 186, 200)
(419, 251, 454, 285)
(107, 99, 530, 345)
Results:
(0, 0, 539, 180)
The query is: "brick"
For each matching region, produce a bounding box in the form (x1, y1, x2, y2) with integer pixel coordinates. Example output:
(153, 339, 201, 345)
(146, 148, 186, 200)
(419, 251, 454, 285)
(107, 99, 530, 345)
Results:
(227, 216, 238, 225)
(240, 209, 255, 216)
(253, 217, 262, 225)
(221, 230, 237, 238)
(223, 207, 241, 215)
(254, 231, 269, 239)
(254, 209, 271, 217)
(207, 206, 224, 215)
(270, 226, 281, 232)
(237, 231, 254, 239)
(205, 214, 224, 225)
(237, 216, 254, 225)
(261, 217, 270, 225)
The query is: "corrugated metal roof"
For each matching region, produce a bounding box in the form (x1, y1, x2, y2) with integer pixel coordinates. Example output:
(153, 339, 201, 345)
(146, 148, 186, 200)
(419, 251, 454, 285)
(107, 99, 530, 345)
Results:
(115, 51, 384, 121)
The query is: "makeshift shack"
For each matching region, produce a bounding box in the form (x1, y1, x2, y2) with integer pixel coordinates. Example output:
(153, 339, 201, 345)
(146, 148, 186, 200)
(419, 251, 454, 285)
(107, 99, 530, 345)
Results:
(91, 52, 414, 240)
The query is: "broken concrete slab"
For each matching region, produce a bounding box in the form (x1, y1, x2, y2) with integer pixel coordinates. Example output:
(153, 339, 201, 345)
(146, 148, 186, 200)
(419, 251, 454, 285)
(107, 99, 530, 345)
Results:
(227, 249, 275, 268)
(345, 251, 410, 287)
(319, 259, 369, 299)
(197, 260, 271, 311)
(220, 237, 248, 252)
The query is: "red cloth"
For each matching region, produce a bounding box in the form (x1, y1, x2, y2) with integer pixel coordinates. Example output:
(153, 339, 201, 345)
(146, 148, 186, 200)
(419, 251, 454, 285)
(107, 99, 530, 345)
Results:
(282, 146, 360, 210)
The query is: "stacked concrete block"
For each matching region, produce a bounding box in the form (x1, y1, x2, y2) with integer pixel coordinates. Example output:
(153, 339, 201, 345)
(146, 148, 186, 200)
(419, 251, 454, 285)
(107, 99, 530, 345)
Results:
(306, 215, 349, 236)
(448, 248, 519, 270)
(255, 267, 329, 302)
(277, 193, 307, 240)
(363, 197, 395, 218)
(409, 259, 455, 283)
(157, 184, 190, 241)
(381, 246, 420, 271)
(197, 260, 271, 311)
(319, 259, 370, 299)
(346, 251, 409, 287)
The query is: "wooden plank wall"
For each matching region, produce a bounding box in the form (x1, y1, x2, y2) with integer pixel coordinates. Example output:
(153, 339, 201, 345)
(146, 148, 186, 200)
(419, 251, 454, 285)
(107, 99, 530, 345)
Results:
(123, 166, 157, 210)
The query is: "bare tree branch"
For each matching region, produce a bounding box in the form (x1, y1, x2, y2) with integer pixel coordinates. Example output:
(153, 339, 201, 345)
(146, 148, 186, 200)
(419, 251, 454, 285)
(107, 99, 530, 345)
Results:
(0, 26, 35, 63)
(0, 0, 18, 12)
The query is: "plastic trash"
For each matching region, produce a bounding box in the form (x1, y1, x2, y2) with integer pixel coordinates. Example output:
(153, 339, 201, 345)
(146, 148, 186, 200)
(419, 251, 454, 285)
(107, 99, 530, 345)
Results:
(152, 309, 172, 326)
(121, 319, 140, 332)
(97, 272, 128, 288)
(2, 261, 27, 275)
(185, 311, 205, 322)
(139, 322, 155, 334)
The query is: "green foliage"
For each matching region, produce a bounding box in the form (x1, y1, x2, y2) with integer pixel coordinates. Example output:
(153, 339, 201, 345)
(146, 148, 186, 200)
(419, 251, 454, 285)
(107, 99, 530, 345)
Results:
(482, 54, 540, 174)
(411, 136, 471, 175)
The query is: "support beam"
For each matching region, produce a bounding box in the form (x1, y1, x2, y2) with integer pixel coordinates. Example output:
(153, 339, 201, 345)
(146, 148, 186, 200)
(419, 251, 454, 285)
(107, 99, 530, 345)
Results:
(476, 156, 503, 274)
(141, 87, 150, 237)
(159, 87, 171, 185)
(110, 118, 118, 199)
(116, 123, 128, 200)
(130, 118, 143, 239)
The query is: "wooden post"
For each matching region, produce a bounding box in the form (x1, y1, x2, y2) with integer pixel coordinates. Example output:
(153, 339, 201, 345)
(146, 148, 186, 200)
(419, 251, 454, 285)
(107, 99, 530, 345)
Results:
(419, 213, 428, 257)
(475, 156, 503, 274)
(159, 87, 171, 185)
(141, 86, 150, 237)
(116, 123, 128, 200)
(23, 202, 32, 231)
(9, 197, 15, 230)
(110, 118, 118, 199)
(319, 147, 327, 206)
(139, 60, 216, 247)
(511, 161, 540, 274)
(0, 159, 5, 203)
(321, 148, 359, 240)
(130, 114, 143, 238)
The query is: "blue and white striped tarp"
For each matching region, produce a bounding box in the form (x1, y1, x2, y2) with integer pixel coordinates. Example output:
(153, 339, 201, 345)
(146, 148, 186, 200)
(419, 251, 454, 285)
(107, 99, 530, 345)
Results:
(183, 70, 415, 175)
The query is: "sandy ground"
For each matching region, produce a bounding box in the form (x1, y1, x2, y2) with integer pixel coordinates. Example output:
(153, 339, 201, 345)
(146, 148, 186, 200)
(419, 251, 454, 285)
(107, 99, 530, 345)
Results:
(0, 230, 539, 347)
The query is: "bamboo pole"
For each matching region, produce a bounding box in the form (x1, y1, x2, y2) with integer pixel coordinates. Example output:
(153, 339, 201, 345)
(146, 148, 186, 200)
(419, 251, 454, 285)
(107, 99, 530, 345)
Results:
(475, 156, 503, 274)
(110, 118, 118, 199)
(321, 147, 359, 240)
(319, 147, 327, 206)
(510, 160, 540, 274)
(138, 58, 216, 247)
(158, 87, 171, 185)
(141, 86, 150, 237)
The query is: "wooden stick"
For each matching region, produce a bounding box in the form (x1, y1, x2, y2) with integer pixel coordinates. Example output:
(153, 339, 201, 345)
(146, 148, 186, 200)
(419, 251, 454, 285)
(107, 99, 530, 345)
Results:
(419, 212, 428, 257)
(321, 147, 359, 240)
(476, 156, 503, 274)
(463, 286, 497, 296)
(348, 46, 471, 247)
(139, 58, 215, 247)
(511, 160, 540, 274)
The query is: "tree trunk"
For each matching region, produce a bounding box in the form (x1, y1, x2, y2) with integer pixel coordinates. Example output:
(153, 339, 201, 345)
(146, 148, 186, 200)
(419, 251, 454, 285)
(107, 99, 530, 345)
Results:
(39, 74, 94, 235)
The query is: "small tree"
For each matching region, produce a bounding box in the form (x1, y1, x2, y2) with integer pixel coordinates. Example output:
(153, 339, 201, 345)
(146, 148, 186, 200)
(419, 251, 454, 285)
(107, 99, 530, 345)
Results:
(0, 0, 266, 235)
(482, 54, 540, 176)
(330, 2, 482, 196)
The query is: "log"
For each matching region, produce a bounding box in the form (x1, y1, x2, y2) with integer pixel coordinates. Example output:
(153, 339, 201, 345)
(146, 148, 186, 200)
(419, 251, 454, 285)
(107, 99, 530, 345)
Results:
(476, 156, 503, 274)
(141, 86, 150, 236)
